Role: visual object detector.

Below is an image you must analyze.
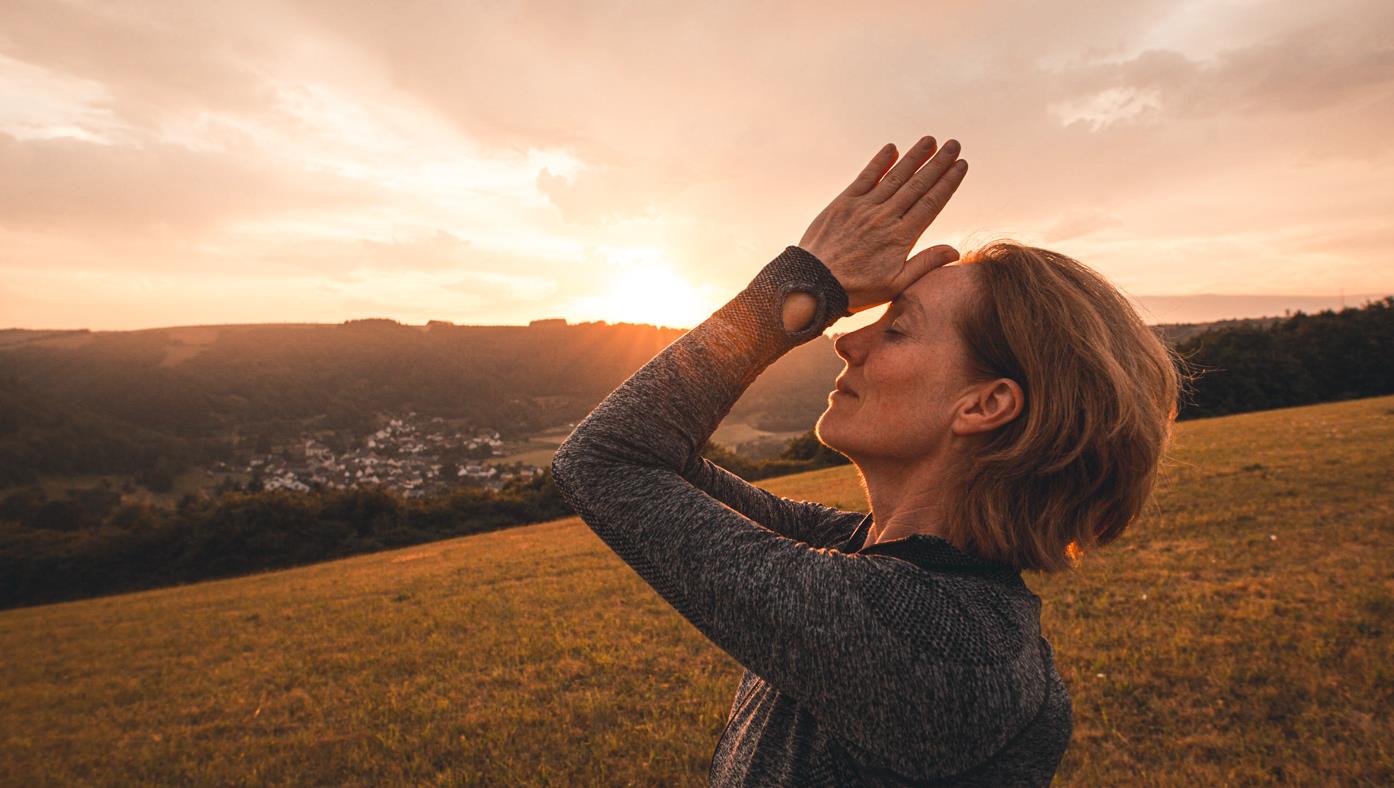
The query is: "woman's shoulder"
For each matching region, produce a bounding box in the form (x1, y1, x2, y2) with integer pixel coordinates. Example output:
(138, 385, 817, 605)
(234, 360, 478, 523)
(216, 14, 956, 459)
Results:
(827, 557, 1058, 779)
(847, 546, 1042, 668)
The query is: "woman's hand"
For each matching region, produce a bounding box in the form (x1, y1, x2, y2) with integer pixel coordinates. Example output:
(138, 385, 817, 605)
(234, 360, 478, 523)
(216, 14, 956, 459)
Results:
(798, 136, 968, 314)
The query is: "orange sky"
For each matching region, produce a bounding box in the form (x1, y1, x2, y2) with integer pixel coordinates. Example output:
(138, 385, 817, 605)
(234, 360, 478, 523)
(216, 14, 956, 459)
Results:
(2, 0, 1392, 332)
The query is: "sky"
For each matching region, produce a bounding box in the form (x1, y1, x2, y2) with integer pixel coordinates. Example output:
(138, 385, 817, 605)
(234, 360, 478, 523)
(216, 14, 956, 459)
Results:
(1, 0, 1392, 332)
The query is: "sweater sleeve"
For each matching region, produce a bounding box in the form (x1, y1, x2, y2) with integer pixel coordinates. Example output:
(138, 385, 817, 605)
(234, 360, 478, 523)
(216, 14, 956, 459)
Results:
(549, 246, 1047, 778)
(680, 457, 867, 549)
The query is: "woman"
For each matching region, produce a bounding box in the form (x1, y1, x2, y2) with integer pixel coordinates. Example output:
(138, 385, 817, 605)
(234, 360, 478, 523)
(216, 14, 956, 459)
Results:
(550, 135, 1183, 785)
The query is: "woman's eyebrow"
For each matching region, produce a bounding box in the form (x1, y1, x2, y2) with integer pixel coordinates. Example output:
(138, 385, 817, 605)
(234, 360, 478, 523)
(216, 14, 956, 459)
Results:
(894, 294, 928, 323)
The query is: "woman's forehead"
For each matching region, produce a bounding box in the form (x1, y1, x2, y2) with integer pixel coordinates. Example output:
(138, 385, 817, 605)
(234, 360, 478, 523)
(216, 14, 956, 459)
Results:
(902, 263, 977, 310)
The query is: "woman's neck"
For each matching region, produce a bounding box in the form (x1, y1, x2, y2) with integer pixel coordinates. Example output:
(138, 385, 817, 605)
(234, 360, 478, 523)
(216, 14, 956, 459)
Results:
(856, 454, 954, 548)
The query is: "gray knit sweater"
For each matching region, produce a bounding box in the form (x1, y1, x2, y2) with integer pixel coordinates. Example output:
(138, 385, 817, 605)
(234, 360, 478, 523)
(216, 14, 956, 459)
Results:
(550, 246, 1073, 786)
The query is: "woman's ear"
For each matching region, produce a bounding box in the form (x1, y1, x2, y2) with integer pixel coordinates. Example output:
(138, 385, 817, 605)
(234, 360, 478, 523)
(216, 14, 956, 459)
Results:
(951, 378, 1024, 436)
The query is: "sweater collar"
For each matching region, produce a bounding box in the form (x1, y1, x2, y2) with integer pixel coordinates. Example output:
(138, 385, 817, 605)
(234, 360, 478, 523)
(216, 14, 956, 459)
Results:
(843, 512, 1023, 582)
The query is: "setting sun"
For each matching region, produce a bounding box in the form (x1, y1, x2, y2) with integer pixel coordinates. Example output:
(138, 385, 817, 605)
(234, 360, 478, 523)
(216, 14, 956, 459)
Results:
(573, 263, 719, 329)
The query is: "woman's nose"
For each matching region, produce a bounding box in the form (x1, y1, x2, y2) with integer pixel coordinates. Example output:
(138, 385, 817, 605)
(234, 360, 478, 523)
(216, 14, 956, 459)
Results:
(833, 324, 872, 366)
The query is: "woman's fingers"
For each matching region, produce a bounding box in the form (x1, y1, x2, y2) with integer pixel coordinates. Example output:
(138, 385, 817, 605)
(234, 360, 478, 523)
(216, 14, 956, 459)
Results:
(900, 158, 968, 232)
(841, 143, 899, 198)
(866, 135, 939, 203)
(884, 138, 962, 217)
(807, 135, 967, 310)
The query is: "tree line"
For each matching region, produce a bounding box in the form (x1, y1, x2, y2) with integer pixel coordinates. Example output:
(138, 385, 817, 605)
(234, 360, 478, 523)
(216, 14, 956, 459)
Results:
(0, 318, 840, 486)
(0, 441, 849, 610)
(1172, 296, 1394, 419)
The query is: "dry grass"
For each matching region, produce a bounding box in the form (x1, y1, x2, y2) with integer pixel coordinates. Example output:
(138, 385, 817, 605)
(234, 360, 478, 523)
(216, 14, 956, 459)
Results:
(2, 395, 1392, 785)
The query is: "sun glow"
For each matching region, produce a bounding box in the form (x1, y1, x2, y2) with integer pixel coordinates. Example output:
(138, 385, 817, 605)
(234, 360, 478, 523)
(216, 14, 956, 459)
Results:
(571, 261, 718, 329)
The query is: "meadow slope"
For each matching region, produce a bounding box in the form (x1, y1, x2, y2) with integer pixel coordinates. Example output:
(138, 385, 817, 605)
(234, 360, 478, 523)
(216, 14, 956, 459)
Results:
(2, 395, 1392, 785)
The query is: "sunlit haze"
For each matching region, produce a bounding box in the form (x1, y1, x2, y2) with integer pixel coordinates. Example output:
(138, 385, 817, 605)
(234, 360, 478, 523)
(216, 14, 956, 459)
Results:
(2, 0, 1392, 332)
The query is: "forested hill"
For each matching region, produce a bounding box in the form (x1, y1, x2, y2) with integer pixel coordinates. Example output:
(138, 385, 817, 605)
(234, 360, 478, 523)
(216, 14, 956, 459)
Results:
(0, 319, 844, 484)
(0, 318, 858, 433)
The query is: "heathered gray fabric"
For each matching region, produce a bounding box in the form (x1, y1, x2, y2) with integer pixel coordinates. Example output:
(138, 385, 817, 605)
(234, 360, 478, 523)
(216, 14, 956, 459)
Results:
(550, 245, 1073, 786)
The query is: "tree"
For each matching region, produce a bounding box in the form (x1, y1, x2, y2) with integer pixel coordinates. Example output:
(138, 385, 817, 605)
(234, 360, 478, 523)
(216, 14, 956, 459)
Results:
(0, 488, 46, 523)
(780, 430, 851, 467)
(700, 440, 759, 479)
(28, 500, 89, 531)
(137, 459, 177, 493)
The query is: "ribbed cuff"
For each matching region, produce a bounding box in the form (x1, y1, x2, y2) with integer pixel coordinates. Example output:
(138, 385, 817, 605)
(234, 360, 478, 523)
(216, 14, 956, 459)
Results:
(779, 245, 853, 328)
(711, 245, 851, 347)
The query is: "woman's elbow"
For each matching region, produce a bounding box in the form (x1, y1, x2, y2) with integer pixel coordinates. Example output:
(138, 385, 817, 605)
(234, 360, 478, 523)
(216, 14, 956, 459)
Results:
(549, 438, 583, 496)
(551, 433, 665, 505)
(549, 434, 608, 498)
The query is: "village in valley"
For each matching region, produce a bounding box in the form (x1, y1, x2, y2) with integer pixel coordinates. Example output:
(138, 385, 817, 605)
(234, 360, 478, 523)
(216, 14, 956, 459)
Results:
(218, 412, 548, 498)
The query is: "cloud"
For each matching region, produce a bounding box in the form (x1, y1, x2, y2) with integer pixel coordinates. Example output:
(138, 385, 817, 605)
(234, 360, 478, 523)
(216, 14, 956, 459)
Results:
(258, 230, 566, 295)
(445, 270, 559, 302)
(0, 131, 374, 238)
(536, 165, 657, 226)
(1048, 27, 1394, 126)
(1042, 210, 1125, 242)
(0, 0, 289, 126)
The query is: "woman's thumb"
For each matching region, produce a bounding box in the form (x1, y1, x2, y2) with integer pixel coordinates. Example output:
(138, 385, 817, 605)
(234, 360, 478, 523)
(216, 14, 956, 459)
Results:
(907, 244, 960, 278)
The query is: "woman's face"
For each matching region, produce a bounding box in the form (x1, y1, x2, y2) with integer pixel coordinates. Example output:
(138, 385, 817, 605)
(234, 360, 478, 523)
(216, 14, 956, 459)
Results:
(815, 263, 985, 465)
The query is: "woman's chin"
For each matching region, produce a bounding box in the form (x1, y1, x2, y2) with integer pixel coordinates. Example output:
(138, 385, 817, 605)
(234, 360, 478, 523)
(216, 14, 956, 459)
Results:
(813, 414, 841, 450)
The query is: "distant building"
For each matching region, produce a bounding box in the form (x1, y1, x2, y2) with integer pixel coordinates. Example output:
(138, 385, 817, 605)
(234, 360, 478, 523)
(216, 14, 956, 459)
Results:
(529, 318, 567, 328)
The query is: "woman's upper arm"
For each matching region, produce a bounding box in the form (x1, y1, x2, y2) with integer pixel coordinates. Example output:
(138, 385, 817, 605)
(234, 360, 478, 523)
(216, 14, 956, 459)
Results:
(681, 455, 864, 548)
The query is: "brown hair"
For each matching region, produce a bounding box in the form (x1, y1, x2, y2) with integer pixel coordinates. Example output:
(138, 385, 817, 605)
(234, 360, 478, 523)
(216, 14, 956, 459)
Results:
(942, 241, 1193, 573)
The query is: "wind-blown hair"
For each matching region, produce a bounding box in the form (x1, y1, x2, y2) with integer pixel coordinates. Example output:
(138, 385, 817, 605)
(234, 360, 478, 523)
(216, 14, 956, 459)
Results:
(943, 241, 1192, 573)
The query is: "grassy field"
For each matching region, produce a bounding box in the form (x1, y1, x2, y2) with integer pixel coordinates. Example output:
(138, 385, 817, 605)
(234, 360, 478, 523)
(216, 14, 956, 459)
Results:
(2, 395, 1392, 785)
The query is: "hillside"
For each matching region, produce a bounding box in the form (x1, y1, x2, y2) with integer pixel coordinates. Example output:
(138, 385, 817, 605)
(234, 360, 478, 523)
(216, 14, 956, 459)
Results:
(0, 319, 845, 486)
(0, 320, 845, 435)
(1, 395, 1392, 784)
